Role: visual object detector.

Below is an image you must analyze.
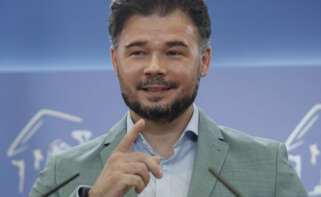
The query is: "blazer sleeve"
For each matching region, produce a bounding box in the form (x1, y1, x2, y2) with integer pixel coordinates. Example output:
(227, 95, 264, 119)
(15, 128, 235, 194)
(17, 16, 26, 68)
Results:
(29, 156, 80, 197)
(276, 143, 307, 197)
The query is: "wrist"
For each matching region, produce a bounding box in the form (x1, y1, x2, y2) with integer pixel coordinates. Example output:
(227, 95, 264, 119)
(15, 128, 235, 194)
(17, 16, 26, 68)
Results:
(88, 188, 103, 197)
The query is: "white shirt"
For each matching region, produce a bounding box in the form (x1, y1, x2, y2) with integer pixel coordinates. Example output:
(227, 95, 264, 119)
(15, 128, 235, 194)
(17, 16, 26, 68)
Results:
(127, 105, 199, 197)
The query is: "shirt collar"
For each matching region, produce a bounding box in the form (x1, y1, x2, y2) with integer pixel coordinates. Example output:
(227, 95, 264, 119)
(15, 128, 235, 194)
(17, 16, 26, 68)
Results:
(126, 104, 199, 139)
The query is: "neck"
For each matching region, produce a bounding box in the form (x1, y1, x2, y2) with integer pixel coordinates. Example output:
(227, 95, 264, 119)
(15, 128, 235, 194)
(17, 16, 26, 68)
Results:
(130, 105, 194, 159)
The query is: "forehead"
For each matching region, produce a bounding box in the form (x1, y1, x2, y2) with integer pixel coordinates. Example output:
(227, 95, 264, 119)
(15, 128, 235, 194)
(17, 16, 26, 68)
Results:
(117, 9, 200, 48)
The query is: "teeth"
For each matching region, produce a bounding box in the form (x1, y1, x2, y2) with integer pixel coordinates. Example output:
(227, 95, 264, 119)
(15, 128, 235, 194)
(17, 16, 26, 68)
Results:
(144, 87, 169, 91)
(149, 88, 161, 91)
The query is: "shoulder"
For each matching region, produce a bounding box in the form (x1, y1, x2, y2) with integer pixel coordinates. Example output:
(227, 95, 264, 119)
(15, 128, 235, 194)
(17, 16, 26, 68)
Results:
(54, 133, 108, 163)
(199, 117, 306, 195)
(217, 125, 286, 168)
(30, 134, 109, 194)
(29, 119, 127, 195)
(54, 116, 127, 163)
(198, 109, 282, 153)
(219, 125, 282, 151)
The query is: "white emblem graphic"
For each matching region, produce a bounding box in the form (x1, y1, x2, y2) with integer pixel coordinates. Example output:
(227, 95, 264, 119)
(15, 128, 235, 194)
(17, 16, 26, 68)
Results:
(286, 104, 321, 196)
(7, 109, 93, 193)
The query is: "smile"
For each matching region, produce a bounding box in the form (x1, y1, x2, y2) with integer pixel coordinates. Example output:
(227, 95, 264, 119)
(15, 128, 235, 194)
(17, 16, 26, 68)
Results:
(142, 86, 171, 92)
(140, 86, 173, 98)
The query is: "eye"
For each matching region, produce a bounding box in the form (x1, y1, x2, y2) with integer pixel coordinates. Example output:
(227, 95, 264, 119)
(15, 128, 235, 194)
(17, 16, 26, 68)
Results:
(130, 51, 146, 56)
(166, 50, 182, 56)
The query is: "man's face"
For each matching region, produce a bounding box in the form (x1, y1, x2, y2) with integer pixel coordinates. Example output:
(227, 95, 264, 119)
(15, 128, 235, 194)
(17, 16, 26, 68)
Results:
(111, 9, 211, 122)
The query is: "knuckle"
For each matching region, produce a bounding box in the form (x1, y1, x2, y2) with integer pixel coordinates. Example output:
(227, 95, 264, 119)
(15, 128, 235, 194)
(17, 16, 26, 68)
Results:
(131, 175, 142, 186)
(136, 163, 149, 181)
(119, 174, 131, 186)
(136, 162, 148, 172)
(110, 172, 122, 182)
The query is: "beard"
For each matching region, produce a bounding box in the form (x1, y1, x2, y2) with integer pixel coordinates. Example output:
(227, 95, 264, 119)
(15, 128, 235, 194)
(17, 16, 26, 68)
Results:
(120, 75, 200, 123)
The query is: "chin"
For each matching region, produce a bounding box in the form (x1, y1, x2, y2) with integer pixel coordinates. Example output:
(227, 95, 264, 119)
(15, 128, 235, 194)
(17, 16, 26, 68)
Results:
(144, 97, 176, 107)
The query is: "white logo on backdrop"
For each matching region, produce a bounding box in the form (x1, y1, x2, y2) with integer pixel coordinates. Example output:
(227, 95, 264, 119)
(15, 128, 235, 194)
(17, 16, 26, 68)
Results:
(286, 104, 321, 196)
(7, 109, 93, 193)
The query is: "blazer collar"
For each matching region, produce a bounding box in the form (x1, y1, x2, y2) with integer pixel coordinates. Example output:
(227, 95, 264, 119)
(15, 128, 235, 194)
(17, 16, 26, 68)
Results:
(99, 110, 229, 197)
(187, 109, 229, 197)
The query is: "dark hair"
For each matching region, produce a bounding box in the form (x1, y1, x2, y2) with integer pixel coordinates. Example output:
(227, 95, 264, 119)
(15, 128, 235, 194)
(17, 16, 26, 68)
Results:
(108, 0, 211, 52)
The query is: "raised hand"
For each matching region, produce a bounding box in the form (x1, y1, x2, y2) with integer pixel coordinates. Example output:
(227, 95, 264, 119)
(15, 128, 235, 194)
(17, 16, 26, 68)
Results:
(89, 119, 163, 197)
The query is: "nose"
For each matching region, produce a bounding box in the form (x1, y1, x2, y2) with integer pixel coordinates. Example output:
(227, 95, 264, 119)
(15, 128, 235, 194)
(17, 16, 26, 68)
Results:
(144, 53, 166, 76)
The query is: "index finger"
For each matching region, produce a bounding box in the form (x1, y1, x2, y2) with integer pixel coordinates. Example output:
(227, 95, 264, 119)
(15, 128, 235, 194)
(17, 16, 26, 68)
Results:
(115, 119, 145, 152)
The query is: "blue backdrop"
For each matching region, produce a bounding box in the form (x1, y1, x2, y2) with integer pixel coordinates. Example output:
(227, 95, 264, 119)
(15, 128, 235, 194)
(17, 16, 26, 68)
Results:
(1, 0, 321, 196)
(2, 68, 321, 196)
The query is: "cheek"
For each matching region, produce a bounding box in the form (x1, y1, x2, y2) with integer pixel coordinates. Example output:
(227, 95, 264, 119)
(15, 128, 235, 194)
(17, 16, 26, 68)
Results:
(118, 72, 138, 95)
(175, 73, 197, 93)
(118, 65, 142, 87)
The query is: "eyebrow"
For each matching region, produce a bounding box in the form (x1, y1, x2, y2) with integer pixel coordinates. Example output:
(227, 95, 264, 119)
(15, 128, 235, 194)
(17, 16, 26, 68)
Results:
(125, 40, 189, 49)
(166, 41, 188, 48)
(125, 41, 148, 49)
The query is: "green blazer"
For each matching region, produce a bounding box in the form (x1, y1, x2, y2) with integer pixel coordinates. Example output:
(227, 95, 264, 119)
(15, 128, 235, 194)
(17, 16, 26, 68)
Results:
(30, 111, 307, 197)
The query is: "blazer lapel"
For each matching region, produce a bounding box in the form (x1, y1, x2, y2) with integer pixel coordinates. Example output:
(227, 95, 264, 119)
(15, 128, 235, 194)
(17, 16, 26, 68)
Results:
(187, 110, 229, 197)
(99, 116, 127, 165)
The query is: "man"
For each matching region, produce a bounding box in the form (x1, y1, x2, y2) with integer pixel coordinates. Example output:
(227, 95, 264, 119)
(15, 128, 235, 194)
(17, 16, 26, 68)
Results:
(30, 0, 307, 196)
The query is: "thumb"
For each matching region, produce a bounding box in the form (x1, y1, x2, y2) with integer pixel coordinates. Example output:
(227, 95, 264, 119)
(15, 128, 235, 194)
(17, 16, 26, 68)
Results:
(151, 156, 162, 179)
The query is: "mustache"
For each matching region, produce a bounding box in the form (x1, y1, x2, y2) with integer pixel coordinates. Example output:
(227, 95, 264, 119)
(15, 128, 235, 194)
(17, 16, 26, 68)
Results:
(136, 76, 178, 90)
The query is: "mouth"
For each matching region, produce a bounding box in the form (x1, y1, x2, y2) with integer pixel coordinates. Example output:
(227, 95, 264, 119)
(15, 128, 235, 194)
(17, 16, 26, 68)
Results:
(141, 86, 171, 92)
(140, 85, 173, 99)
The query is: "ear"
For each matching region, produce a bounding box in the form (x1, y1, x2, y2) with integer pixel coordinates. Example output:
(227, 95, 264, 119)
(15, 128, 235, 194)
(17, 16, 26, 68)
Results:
(200, 47, 211, 77)
(111, 47, 119, 76)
